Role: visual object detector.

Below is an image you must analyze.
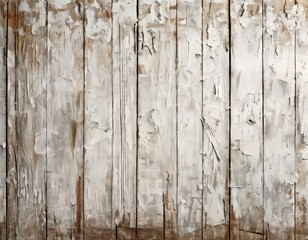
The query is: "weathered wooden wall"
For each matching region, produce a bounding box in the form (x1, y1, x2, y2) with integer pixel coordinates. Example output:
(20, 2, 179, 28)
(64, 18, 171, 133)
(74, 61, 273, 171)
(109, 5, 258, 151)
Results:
(0, 0, 308, 239)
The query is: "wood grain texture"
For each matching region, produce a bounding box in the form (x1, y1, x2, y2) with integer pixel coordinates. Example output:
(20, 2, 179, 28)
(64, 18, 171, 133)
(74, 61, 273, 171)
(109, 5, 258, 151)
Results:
(84, 0, 112, 238)
(263, 0, 296, 238)
(203, 0, 230, 238)
(112, 0, 137, 239)
(14, 0, 47, 238)
(47, 0, 84, 238)
(3, 1, 308, 238)
(296, 0, 308, 238)
(177, 0, 202, 239)
(7, 0, 18, 238)
(230, 0, 264, 238)
(0, 0, 7, 238)
(137, 0, 177, 238)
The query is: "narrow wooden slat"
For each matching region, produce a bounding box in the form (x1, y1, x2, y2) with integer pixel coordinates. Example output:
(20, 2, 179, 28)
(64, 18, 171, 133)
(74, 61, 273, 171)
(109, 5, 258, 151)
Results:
(230, 0, 264, 238)
(7, 0, 17, 238)
(83, 0, 113, 238)
(263, 0, 296, 238)
(112, 0, 137, 239)
(202, 0, 229, 238)
(177, 0, 202, 238)
(296, 0, 308, 237)
(47, 0, 84, 237)
(13, 0, 47, 238)
(137, 0, 177, 238)
(0, 0, 7, 238)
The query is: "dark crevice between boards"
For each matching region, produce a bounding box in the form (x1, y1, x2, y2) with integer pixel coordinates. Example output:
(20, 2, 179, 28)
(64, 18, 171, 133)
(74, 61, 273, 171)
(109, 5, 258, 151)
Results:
(261, 0, 265, 237)
(82, 0, 86, 239)
(110, 0, 114, 238)
(45, 0, 49, 238)
(175, 0, 179, 239)
(135, 0, 139, 239)
(5, 0, 9, 238)
(294, 0, 297, 238)
(228, 0, 232, 238)
(201, 0, 204, 238)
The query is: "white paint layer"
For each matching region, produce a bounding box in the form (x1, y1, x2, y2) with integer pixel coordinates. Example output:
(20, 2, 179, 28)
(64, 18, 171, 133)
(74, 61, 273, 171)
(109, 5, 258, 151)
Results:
(203, 0, 230, 238)
(112, 0, 137, 238)
(264, 0, 296, 238)
(230, 0, 264, 237)
(296, 1, 308, 237)
(138, 0, 177, 238)
(84, 0, 113, 238)
(47, 1, 84, 237)
(177, 0, 202, 238)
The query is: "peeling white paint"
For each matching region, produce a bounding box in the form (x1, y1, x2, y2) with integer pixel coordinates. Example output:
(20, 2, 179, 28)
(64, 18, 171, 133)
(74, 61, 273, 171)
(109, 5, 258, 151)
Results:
(177, 0, 203, 237)
(138, 1, 177, 237)
(230, 0, 264, 237)
(3, 0, 308, 238)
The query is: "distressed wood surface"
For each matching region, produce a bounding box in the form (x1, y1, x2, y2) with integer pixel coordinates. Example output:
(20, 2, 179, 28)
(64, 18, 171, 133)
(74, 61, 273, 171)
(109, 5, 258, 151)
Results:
(263, 0, 296, 238)
(296, 0, 308, 238)
(84, 0, 112, 238)
(6, 0, 18, 238)
(0, 0, 7, 238)
(137, 0, 177, 239)
(177, 0, 202, 239)
(15, 0, 47, 238)
(203, 0, 230, 238)
(230, 0, 264, 238)
(112, 0, 137, 239)
(2, 0, 308, 239)
(47, 0, 84, 238)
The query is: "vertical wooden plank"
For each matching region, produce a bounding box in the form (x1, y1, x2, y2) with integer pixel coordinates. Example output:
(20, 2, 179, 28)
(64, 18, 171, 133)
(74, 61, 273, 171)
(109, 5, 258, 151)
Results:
(112, 0, 137, 239)
(13, 0, 47, 238)
(83, 0, 113, 238)
(230, 0, 264, 238)
(0, 0, 7, 238)
(7, 0, 17, 238)
(47, 0, 84, 238)
(177, 0, 203, 239)
(263, 0, 296, 238)
(296, 1, 308, 237)
(202, 0, 230, 239)
(137, 0, 177, 238)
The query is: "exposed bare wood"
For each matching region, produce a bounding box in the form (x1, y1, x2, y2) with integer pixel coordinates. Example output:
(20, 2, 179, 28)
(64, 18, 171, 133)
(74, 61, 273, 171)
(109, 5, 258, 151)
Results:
(263, 0, 296, 238)
(6, 0, 17, 238)
(3, 0, 308, 238)
(238, 230, 263, 239)
(83, 0, 112, 238)
(296, 0, 308, 238)
(112, 0, 137, 239)
(137, 0, 177, 238)
(177, 0, 203, 238)
(0, 0, 7, 238)
(12, 0, 48, 238)
(203, 0, 230, 238)
(230, 0, 264, 238)
(47, 0, 84, 238)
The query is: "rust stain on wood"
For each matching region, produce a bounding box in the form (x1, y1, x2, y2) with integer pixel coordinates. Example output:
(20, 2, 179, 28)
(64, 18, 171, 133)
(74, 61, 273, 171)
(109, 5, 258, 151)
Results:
(76, 176, 82, 236)
(71, 120, 77, 148)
